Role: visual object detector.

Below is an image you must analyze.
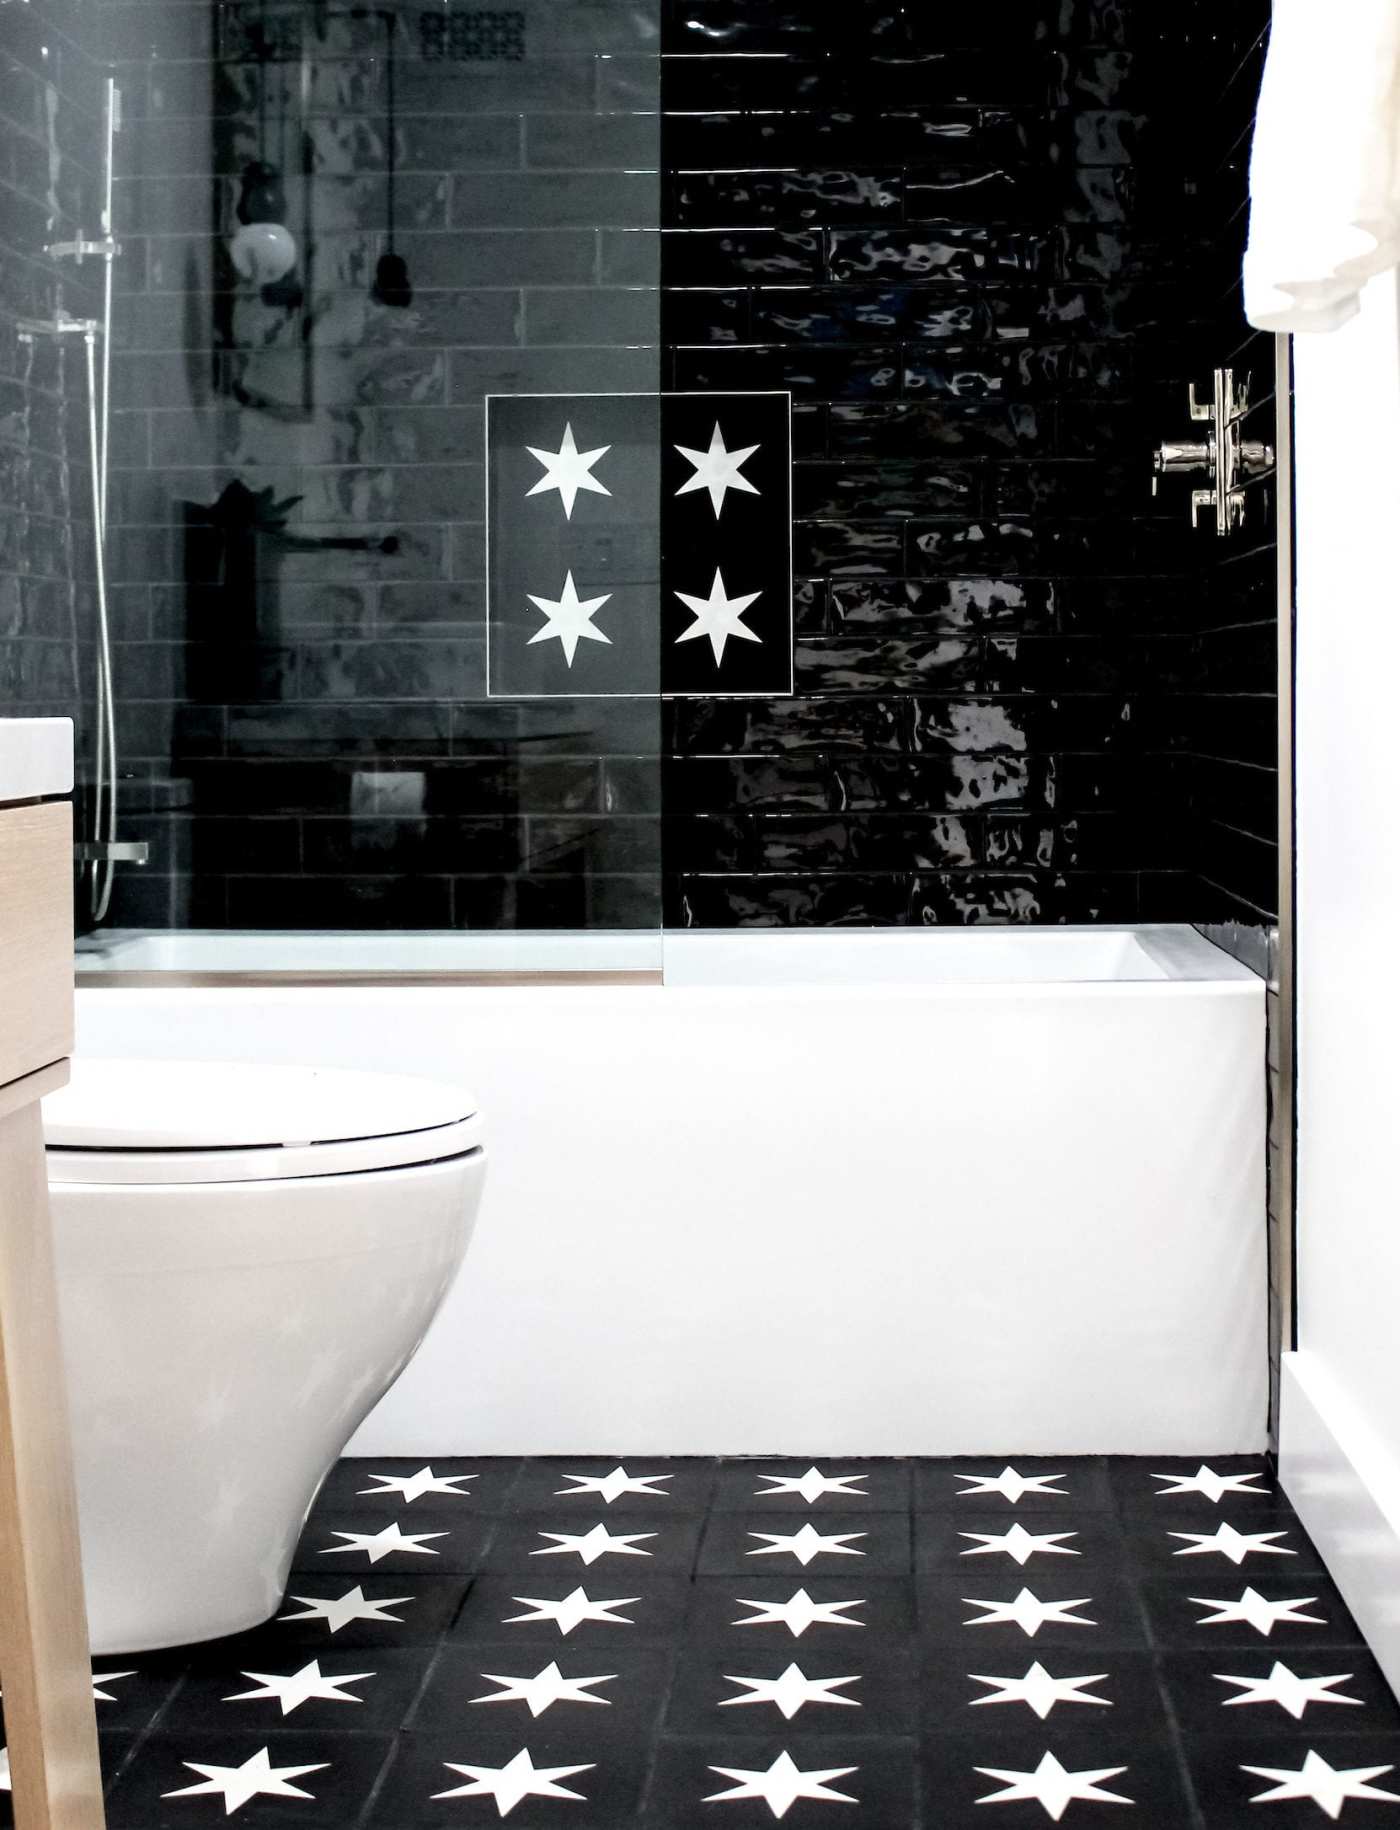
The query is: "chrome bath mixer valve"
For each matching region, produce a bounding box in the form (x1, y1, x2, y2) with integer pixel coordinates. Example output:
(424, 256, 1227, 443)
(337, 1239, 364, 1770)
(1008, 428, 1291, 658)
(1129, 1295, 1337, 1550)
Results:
(1151, 367, 1275, 535)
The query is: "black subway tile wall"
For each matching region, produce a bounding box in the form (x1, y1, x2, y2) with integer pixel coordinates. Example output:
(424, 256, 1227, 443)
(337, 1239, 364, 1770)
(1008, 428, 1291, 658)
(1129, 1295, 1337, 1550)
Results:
(0, 0, 102, 788)
(657, 0, 1278, 930)
(99, 0, 662, 930)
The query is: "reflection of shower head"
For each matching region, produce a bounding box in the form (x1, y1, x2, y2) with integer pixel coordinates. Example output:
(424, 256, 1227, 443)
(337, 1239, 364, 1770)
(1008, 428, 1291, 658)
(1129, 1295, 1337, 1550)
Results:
(230, 161, 298, 285)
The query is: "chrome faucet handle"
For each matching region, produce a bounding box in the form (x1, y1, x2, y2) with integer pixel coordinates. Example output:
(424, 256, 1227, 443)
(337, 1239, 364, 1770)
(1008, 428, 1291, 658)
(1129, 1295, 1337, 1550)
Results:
(1188, 381, 1214, 423)
(1189, 487, 1217, 529)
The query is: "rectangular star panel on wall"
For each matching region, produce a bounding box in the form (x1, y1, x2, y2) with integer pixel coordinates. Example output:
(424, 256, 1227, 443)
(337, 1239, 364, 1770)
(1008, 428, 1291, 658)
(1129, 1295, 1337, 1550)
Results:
(486, 391, 792, 699)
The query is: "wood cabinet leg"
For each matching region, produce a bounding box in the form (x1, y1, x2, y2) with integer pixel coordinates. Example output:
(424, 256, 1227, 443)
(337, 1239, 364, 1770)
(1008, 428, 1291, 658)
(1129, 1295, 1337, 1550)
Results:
(0, 1096, 106, 1829)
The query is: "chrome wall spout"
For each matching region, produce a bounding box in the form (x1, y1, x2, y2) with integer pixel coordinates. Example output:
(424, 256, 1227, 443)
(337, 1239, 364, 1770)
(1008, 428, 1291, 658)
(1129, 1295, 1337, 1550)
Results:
(1151, 368, 1276, 536)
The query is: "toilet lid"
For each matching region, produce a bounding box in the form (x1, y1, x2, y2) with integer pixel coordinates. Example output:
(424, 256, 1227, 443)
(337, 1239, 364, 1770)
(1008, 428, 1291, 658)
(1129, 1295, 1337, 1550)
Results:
(44, 1058, 483, 1184)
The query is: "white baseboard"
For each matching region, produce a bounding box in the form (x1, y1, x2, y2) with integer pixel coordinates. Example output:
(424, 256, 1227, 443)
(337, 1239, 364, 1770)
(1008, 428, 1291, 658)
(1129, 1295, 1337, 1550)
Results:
(1280, 1350, 1400, 1698)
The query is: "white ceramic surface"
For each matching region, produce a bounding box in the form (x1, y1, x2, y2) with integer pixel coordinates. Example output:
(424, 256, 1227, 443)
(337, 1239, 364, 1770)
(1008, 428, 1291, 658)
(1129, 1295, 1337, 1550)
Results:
(75, 924, 1266, 1456)
(46, 1068, 486, 1653)
(0, 716, 74, 801)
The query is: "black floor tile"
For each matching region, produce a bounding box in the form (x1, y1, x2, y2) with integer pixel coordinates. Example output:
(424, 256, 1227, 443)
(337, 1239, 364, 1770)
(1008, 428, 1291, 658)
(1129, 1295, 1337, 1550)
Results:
(642, 1732, 917, 1828)
(1107, 1454, 1287, 1513)
(159, 1647, 433, 1736)
(293, 1512, 495, 1575)
(920, 1646, 1170, 1738)
(921, 1727, 1196, 1828)
(312, 1458, 522, 1517)
(242, 1575, 470, 1649)
(916, 1458, 1115, 1513)
(375, 1727, 649, 1826)
(1160, 1646, 1400, 1738)
(915, 1510, 1126, 1576)
(665, 1644, 917, 1737)
(451, 1575, 692, 1649)
(103, 1730, 393, 1827)
(686, 1576, 915, 1646)
(1139, 1570, 1369, 1648)
(1182, 1731, 1400, 1825)
(506, 1459, 717, 1514)
(480, 1511, 703, 1576)
(917, 1573, 1151, 1648)
(1122, 1510, 1324, 1577)
(409, 1644, 676, 1743)
(697, 1512, 911, 1577)
(712, 1460, 912, 1513)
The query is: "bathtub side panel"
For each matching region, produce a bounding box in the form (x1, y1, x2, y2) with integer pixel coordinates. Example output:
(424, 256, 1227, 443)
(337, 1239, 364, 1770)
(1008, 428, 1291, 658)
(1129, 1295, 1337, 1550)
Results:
(74, 982, 1267, 1455)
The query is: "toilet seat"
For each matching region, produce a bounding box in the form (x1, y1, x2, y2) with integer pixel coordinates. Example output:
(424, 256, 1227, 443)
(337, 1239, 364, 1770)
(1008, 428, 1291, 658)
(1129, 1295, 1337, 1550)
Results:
(44, 1058, 483, 1185)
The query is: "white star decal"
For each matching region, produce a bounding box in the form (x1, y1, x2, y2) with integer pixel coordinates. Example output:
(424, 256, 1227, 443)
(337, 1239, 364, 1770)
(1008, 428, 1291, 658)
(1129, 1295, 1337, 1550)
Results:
(1242, 1750, 1400, 1818)
(955, 1467, 1069, 1504)
(433, 1747, 594, 1816)
(674, 420, 761, 517)
(960, 1524, 1081, 1565)
(91, 1671, 137, 1701)
(531, 1523, 656, 1565)
(472, 1660, 615, 1716)
(705, 1749, 858, 1819)
(721, 1663, 862, 1719)
(278, 1585, 411, 1634)
(1215, 1660, 1363, 1718)
(1191, 1587, 1325, 1636)
(1169, 1521, 1295, 1564)
(525, 421, 611, 520)
(974, 1750, 1133, 1820)
(554, 1467, 672, 1505)
(525, 570, 613, 668)
(1152, 1463, 1270, 1503)
(163, 1746, 329, 1814)
(962, 1588, 1096, 1638)
(674, 568, 763, 665)
(503, 1587, 639, 1636)
(753, 1467, 868, 1505)
(356, 1465, 476, 1505)
(320, 1521, 446, 1564)
(747, 1524, 866, 1567)
(732, 1588, 866, 1638)
(223, 1659, 372, 1715)
(969, 1661, 1112, 1719)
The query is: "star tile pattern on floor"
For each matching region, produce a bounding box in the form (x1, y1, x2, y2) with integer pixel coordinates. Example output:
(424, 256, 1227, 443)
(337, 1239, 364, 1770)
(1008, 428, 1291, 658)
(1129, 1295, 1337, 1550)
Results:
(9, 1456, 1400, 1826)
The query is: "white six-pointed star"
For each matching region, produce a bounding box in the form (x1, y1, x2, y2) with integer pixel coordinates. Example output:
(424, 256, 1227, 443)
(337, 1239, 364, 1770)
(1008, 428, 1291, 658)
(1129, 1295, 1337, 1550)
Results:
(1169, 1521, 1295, 1564)
(433, 1747, 595, 1816)
(357, 1466, 476, 1506)
(279, 1585, 411, 1634)
(754, 1467, 868, 1505)
(320, 1521, 445, 1565)
(705, 1749, 857, 1819)
(525, 570, 613, 668)
(974, 1750, 1133, 1821)
(732, 1588, 866, 1638)
(962, 1588, 1096, 1638)
(162, 1746, 329, 1814)
(969, 1661, 1112, 1719)
(959, 1524, 1081, 1566)
(747, 1524, 866, 1567)
(674, 420, 760, 517)
(1152, 1464, 1270, 1503)
(1190, 1588, 1325, 1636)
(1242, 1750, 1400, 1819)
(1215, 1661, 1363, 1718)
(554, 1467, 672, 1505)
(525, 422, 612, 520)
(532, 1523, 656, 1566)
(956, 1467, 1069, 1504)
(472, 1660, 616, 1716)
(674, 568, 763, 665)
(720, 1663, 862, 1719)
(91, 1671, 137, 1702)
(223, 1659, 372, 1715)
(503, 1587, 639, 1636)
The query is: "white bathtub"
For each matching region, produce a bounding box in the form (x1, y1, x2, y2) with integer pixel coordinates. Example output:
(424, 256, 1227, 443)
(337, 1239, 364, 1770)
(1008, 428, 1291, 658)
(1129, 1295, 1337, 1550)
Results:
(73, 924, 1267, 1455)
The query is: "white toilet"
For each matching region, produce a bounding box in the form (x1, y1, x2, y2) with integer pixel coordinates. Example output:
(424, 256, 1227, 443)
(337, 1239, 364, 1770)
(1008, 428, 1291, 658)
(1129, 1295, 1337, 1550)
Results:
(42, 1057, 486, 1656)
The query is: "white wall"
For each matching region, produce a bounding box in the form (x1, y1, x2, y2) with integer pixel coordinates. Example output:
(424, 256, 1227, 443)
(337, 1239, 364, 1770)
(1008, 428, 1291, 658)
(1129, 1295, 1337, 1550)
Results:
(1285, 268, 1400, 1691)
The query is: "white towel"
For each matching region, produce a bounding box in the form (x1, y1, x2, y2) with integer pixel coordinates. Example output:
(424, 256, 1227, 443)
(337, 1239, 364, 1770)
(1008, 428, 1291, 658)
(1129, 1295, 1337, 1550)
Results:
(1244, 0, 1400, 332)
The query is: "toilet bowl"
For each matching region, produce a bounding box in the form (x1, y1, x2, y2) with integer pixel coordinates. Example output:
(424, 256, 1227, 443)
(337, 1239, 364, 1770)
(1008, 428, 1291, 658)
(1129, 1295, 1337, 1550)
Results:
(43, 1056, 486, 1655)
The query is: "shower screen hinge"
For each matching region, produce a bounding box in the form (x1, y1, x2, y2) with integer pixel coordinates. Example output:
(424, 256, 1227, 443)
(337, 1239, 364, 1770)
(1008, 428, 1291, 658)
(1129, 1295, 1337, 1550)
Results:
(44, 236, 122, 264)
(74, 840, 149, 865)
(1152, 367, 1276, 536)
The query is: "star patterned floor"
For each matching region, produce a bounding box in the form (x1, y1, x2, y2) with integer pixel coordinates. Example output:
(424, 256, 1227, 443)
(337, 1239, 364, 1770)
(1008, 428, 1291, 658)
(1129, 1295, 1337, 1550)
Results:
(5, 1456, 1400, 1826)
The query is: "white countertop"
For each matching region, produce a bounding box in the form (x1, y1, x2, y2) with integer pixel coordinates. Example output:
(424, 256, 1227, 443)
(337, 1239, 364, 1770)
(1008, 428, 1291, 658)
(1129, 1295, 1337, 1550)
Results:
(0, 719, 74, 802)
